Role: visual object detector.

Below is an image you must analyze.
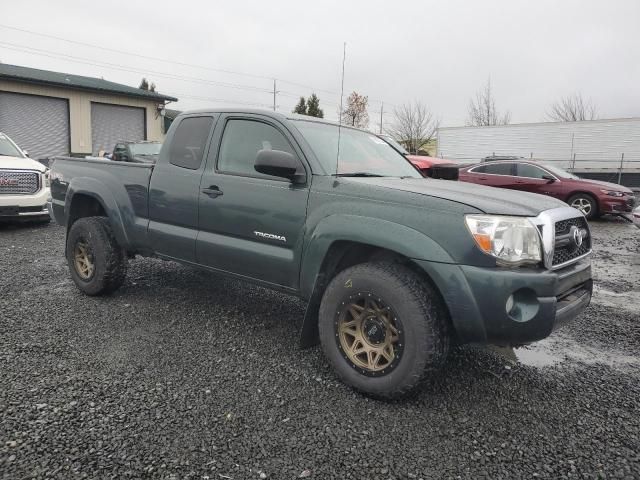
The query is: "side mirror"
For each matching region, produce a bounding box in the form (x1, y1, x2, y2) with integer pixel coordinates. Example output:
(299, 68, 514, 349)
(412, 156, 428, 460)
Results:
(22, 150, 29, 157)
(255, 149, 304, 183)
(542, 174, 556, 183)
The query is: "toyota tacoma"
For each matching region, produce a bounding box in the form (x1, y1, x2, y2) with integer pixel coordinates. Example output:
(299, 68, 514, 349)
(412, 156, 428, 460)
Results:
(49, 109, 593, 398)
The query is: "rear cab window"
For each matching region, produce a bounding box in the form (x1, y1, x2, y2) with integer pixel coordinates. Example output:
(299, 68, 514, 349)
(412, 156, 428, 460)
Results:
(169, 116, 214, 170)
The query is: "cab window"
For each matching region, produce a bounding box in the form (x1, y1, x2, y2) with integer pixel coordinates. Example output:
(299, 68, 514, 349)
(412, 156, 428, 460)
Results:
(169, 116, 214, 170)
(217, 119, 298, 178)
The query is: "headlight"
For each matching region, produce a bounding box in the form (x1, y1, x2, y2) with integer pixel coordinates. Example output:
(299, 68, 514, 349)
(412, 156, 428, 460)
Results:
(600, 189, 624, 197)
(44, 170, 50, 188)
(465, 215, 542, 266)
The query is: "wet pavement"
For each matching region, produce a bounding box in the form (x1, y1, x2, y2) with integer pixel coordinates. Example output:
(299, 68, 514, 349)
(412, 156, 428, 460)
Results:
(0, 216, 638, 479)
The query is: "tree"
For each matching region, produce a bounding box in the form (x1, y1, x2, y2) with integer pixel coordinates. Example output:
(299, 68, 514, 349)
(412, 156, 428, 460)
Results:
(306, 93, 324, 118)
(547, 93, 598, 122)
(341, 91, 369, 128)
(466, 78, 511, 126)
(386, 102, 439, 155)
(139, 78, 156, 92)
(293, 96, 307, 115)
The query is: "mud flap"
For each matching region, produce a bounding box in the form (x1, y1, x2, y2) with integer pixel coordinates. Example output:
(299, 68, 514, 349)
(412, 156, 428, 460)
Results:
(299, 273, 326, 348)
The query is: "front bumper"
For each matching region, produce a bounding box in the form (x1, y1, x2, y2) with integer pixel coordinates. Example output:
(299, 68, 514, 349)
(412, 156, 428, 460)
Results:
(416, 258, 592, 345)
(0, 187, 51, 220)
(599, 194, 635, 214)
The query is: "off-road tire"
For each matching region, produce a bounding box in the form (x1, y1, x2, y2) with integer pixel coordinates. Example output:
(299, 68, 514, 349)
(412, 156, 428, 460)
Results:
(568, 193, 598, 220)
(318, 262, 450, 399)
(66, 216, 127, 295)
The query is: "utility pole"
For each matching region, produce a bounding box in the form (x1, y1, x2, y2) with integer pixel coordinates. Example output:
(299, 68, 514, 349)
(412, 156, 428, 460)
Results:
(379, 102, 384, 134)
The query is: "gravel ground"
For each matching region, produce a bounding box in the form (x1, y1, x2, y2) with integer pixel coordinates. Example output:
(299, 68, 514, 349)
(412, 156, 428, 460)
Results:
(0, 217, 638, 479)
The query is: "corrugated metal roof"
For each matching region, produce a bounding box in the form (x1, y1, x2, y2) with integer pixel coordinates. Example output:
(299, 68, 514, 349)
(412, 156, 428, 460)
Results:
(0, 63, 177, 102)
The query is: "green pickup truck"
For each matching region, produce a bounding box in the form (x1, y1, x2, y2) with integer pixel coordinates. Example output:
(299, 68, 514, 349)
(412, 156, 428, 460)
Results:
(49, 109, 593, 398)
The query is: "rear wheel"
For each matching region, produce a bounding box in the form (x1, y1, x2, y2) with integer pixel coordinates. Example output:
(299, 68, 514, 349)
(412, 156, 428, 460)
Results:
(318, 262, 450, 399)
(66, 217, 127, 295)
(568, 193, 598, 219)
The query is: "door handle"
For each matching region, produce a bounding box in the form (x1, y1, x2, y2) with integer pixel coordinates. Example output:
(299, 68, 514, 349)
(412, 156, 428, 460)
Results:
(202, 186, 223, 198)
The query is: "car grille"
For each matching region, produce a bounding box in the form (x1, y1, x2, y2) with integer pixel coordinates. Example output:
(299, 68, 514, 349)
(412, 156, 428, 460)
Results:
(0, 170, 40, 195)
(552, 216, 591, 267)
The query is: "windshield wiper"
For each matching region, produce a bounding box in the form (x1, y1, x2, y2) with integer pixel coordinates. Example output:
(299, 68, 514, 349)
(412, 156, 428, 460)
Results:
(335, 172, 386, 177)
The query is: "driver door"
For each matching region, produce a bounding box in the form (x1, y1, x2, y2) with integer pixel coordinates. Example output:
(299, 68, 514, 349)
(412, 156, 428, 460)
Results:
(196, 115, 310, 289)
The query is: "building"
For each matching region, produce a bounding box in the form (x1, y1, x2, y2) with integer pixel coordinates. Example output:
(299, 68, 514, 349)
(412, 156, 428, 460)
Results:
(437, 118, 640, 172)
(0, 63, 177, 159)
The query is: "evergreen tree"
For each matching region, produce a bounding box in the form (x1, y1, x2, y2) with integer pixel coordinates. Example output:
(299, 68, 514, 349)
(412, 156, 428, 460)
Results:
(139, 78, 150, 90)
(293, 97, 307, 115)
(306, 93, 324, 118)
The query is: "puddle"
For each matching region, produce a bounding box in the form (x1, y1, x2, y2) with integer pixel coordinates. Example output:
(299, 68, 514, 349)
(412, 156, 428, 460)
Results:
(491, 335, 640, 370)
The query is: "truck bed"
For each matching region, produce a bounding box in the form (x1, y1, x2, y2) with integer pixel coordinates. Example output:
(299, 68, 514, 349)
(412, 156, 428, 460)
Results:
(49, 156, 154, 251)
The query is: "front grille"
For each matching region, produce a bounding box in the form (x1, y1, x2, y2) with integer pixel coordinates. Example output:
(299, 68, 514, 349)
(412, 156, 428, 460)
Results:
(0, 170, 40, 195)
(552, 216, 591, 267)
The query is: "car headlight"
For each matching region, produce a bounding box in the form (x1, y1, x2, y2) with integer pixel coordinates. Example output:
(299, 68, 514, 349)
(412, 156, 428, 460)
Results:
(465, 215, 542, 266)
(600, 189, 624, 197)
(44, 170, 50, 188)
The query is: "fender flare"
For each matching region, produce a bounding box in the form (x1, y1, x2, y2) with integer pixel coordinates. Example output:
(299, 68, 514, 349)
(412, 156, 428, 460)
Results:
(298, 215, 454, 347)
(65, 177, 131, 248)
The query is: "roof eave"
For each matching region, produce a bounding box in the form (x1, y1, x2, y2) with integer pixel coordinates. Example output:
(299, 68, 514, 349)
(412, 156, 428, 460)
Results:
(0, 75, 178, 103)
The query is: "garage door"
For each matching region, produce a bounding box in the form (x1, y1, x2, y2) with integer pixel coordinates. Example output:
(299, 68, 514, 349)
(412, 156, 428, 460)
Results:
(91, 103, 145, 155)
(0, 91, 70, 160)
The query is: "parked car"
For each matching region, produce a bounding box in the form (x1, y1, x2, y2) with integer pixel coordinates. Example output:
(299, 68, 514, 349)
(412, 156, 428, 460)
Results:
(49, 109, 593, 398)
(0, 132, 50, 223)
(112, 141, 162, 163)
(377, 134, 455, 177)
(633, 205, 640, 229)
(459, 160, 636, 219)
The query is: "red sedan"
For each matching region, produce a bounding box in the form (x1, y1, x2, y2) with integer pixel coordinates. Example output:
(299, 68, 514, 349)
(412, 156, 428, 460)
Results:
(377, 135, 455, 177)
(459, 160, 636, 219)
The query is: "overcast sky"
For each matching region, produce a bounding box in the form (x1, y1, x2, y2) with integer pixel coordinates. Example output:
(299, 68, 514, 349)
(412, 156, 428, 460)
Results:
(1, 0, 639, 129)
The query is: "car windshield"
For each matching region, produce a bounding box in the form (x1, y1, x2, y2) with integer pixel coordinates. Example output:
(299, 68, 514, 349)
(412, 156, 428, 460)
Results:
(0, 134, 25, 158)
(292, 121, 421, 178)
(542, 164, 580, 179)
(129, 143, 162, 156)
(380, 135, 409, 155)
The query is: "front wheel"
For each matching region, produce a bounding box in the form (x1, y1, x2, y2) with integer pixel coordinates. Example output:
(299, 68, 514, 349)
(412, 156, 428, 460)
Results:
(66, 216, 127, 295)
(318, 262, 450, 399)
(568, 193, 598, 219)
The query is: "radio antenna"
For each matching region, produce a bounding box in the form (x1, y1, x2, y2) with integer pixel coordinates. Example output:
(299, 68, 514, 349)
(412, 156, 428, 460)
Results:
(335, 42, 346, 178)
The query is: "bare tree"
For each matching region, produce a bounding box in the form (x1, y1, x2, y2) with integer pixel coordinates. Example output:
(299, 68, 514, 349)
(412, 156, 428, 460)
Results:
(466, 78, 511, 126)
(341, 91, 369, 128)
(547, 93, 598, 122)
(386, 102, 439, 154)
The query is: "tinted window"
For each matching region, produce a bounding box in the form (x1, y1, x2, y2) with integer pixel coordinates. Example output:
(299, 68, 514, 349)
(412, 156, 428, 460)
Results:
(470, 165, 487, 173)
(484, 163, 514, 175)
(169, 116, 213, 170)
(218, 119, 296, 177)
(517, 163, 548, 179)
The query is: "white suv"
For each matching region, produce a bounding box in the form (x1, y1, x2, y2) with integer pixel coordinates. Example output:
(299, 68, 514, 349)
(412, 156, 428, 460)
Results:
(0, 132, 50, 222)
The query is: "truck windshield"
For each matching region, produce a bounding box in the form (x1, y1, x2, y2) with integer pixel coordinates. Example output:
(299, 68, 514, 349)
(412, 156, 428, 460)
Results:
(379, 135, 409, 155)
(129, 143, 162, 156)
(0, 134, 25, 158)
(293, 120, 421, 178)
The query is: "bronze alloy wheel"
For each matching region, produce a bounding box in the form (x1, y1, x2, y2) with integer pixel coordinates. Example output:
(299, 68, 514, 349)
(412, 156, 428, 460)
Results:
(73, 240, 95, 280)
(335, 293, 405, 377)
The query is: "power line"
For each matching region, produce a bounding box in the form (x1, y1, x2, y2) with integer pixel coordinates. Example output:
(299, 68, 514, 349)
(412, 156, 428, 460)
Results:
(0, 23, 396, 107)
(0, 41, 272, 94)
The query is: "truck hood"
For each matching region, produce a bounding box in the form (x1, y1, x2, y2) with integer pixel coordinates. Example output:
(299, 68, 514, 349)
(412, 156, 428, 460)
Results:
(0, 155, 47, 173)
(347, 177, 566, 216)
